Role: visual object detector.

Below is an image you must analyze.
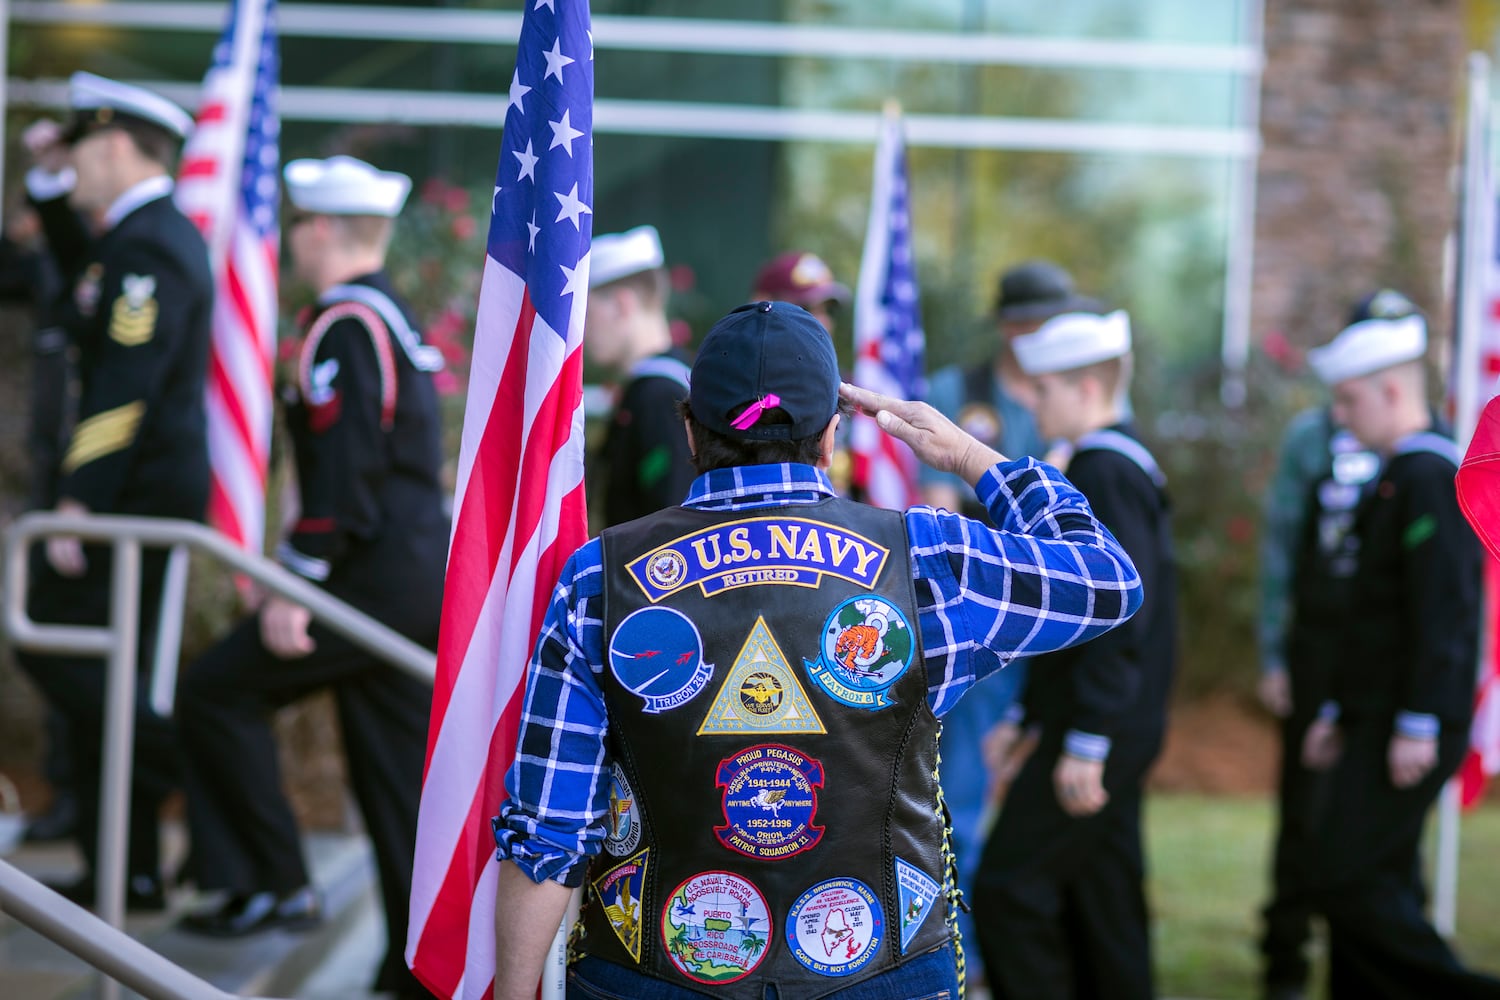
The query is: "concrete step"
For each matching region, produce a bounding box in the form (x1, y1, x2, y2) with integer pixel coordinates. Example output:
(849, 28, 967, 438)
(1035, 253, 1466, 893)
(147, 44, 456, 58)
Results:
(0, 825, 381, 999)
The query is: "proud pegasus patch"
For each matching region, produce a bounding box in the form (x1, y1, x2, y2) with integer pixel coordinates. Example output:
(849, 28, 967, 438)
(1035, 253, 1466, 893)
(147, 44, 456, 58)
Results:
(715, 744, 824, 861)
(803, 595, 914, 711)
(626, 518, 889, 602)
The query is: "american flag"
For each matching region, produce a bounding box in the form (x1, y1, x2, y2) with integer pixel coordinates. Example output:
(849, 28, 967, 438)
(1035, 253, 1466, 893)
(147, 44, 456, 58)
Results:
(175, 0, 279, 557)
(851, 107, 925, 509)
(406, 0, 592, 995)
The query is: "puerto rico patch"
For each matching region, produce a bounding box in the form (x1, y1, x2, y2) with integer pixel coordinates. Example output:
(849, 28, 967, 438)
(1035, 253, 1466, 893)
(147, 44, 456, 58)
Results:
(715, 743, 824, 861)
(603, 763, 642, 857)
(786, 877, 885, 977)
(592, 849, 649, 962)
(662, 871, 771, 985)
(626, 518, 889, 602)
(697, 617, 825, 736)
(894, 857, 941, 954)
(608, 607, 713, 713)
(803, 595, 914, 711)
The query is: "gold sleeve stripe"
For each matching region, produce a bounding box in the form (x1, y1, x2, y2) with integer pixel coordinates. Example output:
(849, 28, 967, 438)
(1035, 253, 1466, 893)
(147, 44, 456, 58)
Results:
(62, 400, 146, 474)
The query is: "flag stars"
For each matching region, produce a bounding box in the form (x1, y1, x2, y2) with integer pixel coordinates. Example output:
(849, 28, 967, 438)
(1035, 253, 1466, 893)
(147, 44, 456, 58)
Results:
(527, 211, 541, 252)
(535, 0, 556, 9)
(548, 109, 584, 156)
(513, 139, 539, 182)
(560, 260, 586, 299)
(542, 37, 575, 83)
(493, 185, 503, 213)
(508, 70, 532, 115)
(554, 182, 592, 230)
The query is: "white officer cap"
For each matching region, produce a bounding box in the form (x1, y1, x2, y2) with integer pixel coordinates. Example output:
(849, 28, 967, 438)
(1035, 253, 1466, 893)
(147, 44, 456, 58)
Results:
(1308, 313, 1427, 385)
(1011, 310, 1132, 375)
(590, 225, 665, 288)
(65, 71, 194, 141)
(283, 156, 412, 217)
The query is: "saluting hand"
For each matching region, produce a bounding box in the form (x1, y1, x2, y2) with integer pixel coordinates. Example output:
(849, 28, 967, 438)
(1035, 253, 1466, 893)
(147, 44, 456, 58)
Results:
(839, 382, 1007, 487)
(260, 596, 317, 659)
(1388, 734, 1438, 789)
(1054, 753, 1109, 817)
(22, 119, 69, 175)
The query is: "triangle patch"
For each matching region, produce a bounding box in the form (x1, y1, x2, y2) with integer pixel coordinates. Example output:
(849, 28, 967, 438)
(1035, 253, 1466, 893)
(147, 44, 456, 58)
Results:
(697, 617, 826, 736)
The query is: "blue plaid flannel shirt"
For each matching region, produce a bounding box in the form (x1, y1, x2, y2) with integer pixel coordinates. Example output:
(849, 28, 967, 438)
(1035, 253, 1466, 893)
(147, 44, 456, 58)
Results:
(495, 458, 1142, 887)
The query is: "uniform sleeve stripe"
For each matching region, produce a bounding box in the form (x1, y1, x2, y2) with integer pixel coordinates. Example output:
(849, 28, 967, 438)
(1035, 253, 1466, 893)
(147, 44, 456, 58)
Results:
(62, 400, 146, 473)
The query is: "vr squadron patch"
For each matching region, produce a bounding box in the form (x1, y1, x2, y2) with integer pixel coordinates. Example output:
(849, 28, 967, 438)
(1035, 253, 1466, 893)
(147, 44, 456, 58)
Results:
(608, 607, 713, 714)
(894, 857, 941, 954)
(804, 595, 915, 711)
(661, 871, 771, 985)
(109, 274, 159, 346)
(697, 617, 825, 736)
(715, 743, 824, 861)
(785, 877, 885, 977)
(592, 849, 649, 962)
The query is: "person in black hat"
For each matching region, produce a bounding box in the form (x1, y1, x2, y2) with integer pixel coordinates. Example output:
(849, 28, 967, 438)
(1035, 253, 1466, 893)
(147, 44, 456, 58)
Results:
(173, 155, 443, 999)
(489, 300, 1145, 999)
(14, 71, 211, 910)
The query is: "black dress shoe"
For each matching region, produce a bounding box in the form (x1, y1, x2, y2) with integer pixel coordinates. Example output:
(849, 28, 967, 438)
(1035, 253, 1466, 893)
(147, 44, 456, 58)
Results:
(45, 874, 166, 912)
(178, 886, 322, 937)
(24, 791, 78, 843)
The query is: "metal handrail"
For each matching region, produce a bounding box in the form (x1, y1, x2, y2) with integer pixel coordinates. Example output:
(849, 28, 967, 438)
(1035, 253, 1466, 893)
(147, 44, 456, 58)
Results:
(0, 511, 439, 1000)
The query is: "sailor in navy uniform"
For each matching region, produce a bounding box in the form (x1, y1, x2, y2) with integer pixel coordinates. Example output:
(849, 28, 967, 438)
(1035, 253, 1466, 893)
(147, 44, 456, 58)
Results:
(586, 225, 695, 528)
(1299, 298, 1500, 999)
(176, 157, 442, 999)
(16, 72, 209, 910)
(972, 308, 1177, 1000)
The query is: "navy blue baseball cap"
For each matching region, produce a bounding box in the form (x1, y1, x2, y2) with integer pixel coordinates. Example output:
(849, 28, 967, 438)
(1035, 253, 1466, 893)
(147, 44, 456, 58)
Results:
(689, 301, 840, 441)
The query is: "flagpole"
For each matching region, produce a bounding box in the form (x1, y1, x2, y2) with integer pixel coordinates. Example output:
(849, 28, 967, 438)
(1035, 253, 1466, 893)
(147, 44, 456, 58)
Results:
(1435, 50, 1491, 939)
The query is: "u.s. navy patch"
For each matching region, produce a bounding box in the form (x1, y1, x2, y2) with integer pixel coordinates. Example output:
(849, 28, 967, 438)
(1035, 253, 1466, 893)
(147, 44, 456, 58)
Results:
(803, 595, 914, 711)
(626, 518, 889, 602)
(894, 857, 941, 954)
(608, 607, 713, 713)
(662, 871, 771, 985)
(785, 877, 885, 977)
(592, 849, 649, 962)
(714, 743, 824, 861)
(108, 274, 159, 346)
(697, 617, 825, 736)
(603, 763, 642, 857)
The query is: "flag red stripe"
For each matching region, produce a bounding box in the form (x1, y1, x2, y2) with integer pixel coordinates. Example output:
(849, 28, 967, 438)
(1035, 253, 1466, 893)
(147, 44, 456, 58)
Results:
(206, 476, 245, 548)
(179, 157, 219, 180)
(195, 102, 229, 124)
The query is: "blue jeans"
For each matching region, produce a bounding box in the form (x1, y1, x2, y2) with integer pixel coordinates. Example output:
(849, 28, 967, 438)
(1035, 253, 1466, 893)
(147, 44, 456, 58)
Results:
(568, 943, 958, 999)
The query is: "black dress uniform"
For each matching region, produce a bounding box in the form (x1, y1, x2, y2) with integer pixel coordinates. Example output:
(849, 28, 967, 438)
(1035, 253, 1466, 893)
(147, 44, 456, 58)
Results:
(177, 271, 444, 997)
(973, 426, 1177, 1000)
(18, 177, 212, 896)
(600, 349, 695, 527)
(1308, 431, 1500, 998)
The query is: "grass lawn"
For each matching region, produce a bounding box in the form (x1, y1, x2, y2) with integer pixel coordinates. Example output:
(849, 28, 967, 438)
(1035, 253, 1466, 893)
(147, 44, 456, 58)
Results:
(1148, 794, 1500, 999)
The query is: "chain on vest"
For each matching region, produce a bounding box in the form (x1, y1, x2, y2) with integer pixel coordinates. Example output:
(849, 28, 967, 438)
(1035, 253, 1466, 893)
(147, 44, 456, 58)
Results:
(585, 497, 951, 999)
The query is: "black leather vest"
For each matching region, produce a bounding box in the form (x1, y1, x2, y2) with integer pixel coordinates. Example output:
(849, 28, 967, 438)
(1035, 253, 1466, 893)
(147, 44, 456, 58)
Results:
(583, 497, 951, 999)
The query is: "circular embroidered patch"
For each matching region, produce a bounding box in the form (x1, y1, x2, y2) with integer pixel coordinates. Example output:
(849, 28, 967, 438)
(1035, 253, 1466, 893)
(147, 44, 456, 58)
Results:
(803, 595, 914, 711)
(785, 876, 884, 976)
(714, 744, 824, 860)
(608, 607, 713, 713)
(602, 763, 642, 857)
(644, 547, 688, 591)
(661, 871, 772, 985)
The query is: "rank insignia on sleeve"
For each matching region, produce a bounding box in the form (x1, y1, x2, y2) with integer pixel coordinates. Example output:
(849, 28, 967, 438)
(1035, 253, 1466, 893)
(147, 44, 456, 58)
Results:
(697, 617, 825, 736)
(592, 849, 649, 963)
(108, 274, 159, 346)
(603, 763, 642, 857)
(894, 857, 941, 954)
(803, 595, 914, 711)
(662, 871, 771, 985)
(785, 877, 885, 977)
(608, 607, 713, 713)
(715, 743, 824, 861)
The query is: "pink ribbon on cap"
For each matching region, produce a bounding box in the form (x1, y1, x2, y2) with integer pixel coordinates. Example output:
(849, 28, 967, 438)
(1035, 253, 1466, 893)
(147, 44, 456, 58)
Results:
(730, 393, 781, 430)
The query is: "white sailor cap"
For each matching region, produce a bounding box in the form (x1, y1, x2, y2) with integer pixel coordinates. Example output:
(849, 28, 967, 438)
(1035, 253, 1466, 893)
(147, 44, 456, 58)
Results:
(590, 225, 665, 289)
(1011, 310, 1132, 375)
(1308, 313, 1427, 385)
(283, 156, 412, 218)
(64, 71, 193, 142)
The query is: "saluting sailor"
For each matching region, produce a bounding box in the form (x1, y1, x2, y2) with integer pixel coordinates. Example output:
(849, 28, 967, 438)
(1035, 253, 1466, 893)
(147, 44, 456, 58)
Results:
(17, 72, 211, 911)
(175, 156, 444, 1000)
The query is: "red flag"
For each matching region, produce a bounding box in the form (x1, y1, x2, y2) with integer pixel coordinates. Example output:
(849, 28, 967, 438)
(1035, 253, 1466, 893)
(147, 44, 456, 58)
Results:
(175, 0, 279, 556)
(1458, 397, 1500, 807)
(405, 0, 592, 995)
